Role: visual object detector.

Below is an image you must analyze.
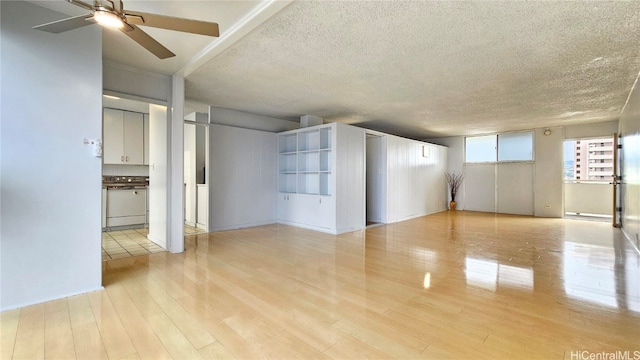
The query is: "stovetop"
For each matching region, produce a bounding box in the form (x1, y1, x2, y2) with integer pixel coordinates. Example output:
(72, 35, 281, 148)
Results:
(103, 176, 149, 186)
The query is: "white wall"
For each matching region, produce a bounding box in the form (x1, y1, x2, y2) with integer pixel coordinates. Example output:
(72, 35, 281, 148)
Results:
(464, 164, 496, 212)
(183, 123, 207, 227)
(104, 62, 170, 103)
(148, 104, 168, 248)
(184, 123, 197, 226)
(534, 127, 564, 217)
(209, 124, 277, 231)
(498, 163, 534, 215)
(565, 120, 619, 140)
(0, 1, 103, 310)
(619, 76, 640, 250)
(425, 137, 466, 208)
(385, 136, 448, 223)
(335, 124, 366, 233)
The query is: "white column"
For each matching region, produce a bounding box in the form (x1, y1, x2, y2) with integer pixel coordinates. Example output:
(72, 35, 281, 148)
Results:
(169, 76, 185, 253)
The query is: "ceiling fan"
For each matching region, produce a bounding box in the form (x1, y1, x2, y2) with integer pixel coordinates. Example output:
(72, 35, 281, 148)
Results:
(33, 0, 220, 59)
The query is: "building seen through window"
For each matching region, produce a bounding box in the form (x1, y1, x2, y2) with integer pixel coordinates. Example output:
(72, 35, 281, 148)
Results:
(564, 138, 614, 181)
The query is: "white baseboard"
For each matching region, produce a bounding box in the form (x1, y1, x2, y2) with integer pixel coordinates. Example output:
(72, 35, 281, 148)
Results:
(0, 286, 104, 312)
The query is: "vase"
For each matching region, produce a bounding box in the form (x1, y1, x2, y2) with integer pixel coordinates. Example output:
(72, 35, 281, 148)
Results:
(449, 201, 457, 211)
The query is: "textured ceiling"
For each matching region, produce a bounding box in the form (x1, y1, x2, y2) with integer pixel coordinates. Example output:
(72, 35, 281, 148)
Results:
(186, 1, 640, 138)
(30, 0, 261, 75)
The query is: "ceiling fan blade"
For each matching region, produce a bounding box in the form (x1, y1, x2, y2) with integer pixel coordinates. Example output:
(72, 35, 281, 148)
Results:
(121, 24, 175, 59)
(33, 14, 96, 33)
(68, 0, 94, 12)
(123, 10, 219, 37)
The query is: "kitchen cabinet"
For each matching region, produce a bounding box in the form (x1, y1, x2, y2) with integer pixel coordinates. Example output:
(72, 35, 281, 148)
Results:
(106, 188, 146, 227)
(277, 123, 364, 234)
(103, 108, 144, 165)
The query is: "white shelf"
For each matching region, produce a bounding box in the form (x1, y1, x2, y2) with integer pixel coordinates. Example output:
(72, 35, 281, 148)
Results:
(298, 130, 320, 151)
(279, 153, 297, 173)
(298, 173, 319, 194)
(320, 150, 331, 172)
(278, 125, 333, 196)
(279, 133, 297, 153)
(320, 128, 331, 149)
(319, 173, 331, 196)
(279, 173, 297, 193)
(298, 151, 319, 172)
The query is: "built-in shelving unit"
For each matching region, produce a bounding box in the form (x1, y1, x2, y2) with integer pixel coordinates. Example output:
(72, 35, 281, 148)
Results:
(278, 127, 332, 196)
(277, 122, 365, 235)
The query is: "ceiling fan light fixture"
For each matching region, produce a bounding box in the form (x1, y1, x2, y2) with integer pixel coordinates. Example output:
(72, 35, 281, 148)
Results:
(93, 9, 124, 29)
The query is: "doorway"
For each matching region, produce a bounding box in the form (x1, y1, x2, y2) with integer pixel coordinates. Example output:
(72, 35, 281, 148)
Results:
(184, 121, 209, 232)
(563, 136, 616, 223)
(365, 132, 386, 227)
(101, 95, 168, 260)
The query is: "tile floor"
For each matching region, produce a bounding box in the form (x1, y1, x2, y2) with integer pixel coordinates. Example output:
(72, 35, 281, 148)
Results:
(102, 225, 206, 260)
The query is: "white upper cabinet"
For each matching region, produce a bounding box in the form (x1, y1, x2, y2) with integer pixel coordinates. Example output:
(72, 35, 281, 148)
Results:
(103, 108, 145, 165)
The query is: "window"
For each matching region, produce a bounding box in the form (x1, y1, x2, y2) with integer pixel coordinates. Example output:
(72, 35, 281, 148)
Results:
(498, 132, 533, 161)
(465, 135, 496, 163)
(577, 170, 581, 174)
(465, 131, 533, 163)
(576, 165, 580, 168)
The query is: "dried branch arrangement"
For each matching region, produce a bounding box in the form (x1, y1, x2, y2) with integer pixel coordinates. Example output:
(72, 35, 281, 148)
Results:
(445, 171, 464, 202)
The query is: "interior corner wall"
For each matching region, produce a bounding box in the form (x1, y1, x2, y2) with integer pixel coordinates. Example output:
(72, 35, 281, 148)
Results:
(209, 124, 277, 231)
(1, 1, 103, 310)
(426, 137, 466, 209)
(619, 78, 640, 250)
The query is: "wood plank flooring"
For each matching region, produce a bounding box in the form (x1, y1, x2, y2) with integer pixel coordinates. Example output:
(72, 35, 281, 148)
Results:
(2, 211, 639, 359)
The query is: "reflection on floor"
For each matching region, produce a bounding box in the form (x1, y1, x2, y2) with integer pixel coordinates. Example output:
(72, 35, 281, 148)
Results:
(565, 213, 613, 223)
(6, 212, 638, 359)
(102, 225, 206, 260)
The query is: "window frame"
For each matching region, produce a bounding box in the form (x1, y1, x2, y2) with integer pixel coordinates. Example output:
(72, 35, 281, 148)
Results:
(464, 130, 535, 164)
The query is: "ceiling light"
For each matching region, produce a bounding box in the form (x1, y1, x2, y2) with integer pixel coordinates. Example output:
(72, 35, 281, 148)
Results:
(103, 95, 120, 100)
(93, 10, 124, 29)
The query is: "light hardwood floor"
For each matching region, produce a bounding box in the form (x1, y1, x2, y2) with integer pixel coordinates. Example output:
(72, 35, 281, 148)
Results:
(2, 211, 639, 359)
